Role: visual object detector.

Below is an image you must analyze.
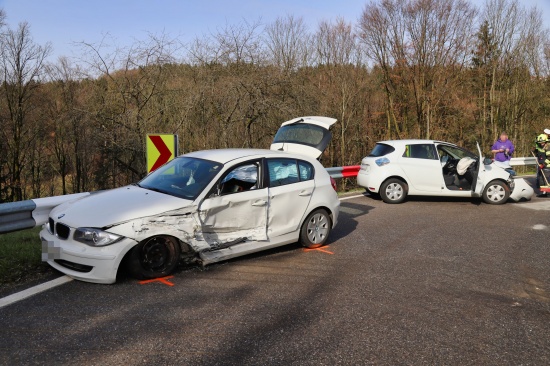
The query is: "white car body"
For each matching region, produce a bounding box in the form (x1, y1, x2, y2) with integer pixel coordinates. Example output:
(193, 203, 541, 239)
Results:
(357, 139, 533, 204)
(41, 117, 340, 284)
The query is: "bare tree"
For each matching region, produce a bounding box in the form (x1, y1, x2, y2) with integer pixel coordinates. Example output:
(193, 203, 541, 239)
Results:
(315, 17, 359, 66)
(0, 21, 51, 201)
(264, 15, 311, 72)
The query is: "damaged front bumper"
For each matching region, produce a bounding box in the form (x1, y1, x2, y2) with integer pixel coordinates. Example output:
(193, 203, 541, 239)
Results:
(40, 227, 137, 284)
(509, 177, 534, 202)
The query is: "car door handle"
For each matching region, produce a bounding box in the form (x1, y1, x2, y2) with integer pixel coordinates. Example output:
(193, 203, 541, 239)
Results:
(251, 199, 267, 207)
(299, 190, 312, 197)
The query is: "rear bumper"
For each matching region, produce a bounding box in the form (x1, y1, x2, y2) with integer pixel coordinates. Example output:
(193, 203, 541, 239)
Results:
(357, 168, 385, 193)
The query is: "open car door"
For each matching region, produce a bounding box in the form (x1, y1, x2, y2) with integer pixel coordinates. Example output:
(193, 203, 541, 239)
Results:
(270, 116, 337, 159)
(474, 142, 486, 195)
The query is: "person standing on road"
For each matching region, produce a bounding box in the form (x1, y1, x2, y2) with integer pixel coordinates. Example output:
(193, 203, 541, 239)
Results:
(491, 132, 514, 162)
(533, 133, 550, 197)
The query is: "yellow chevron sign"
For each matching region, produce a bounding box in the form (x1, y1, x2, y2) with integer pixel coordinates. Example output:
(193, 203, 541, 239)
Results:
(146, 134, 178, 173)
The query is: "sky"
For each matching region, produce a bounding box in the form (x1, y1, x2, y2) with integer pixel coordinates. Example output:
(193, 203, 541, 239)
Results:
(0, 0, 549, 63)
(0, 0, 366, 61)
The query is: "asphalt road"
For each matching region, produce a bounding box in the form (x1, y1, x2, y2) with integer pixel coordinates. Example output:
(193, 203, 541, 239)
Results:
(1, 193, 549, 365)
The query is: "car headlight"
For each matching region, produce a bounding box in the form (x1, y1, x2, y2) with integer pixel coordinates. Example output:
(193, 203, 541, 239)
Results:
(74, 228, 123, 247)
(375, 157, 390, 167)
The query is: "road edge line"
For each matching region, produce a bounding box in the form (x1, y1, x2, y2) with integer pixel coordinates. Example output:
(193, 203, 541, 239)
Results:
(0, 276, 73, 309)
(339, 194, 365, 201)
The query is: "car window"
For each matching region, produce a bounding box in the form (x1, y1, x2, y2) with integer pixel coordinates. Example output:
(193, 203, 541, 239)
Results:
(437, 145, 477, 160)
(220, 163, 259, 195)
(403, 144, 438, 160)
(298, 160, 314, 181)
(273, 124, 328, 147)
(139, 157, 222, 200)
(368, 143, 395, 157)
(267, 159, 300, 187)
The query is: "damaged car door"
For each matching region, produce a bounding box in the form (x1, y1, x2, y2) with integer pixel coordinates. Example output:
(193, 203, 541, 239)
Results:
(266, 158, 315, 238)
(197, 160, 268, 248)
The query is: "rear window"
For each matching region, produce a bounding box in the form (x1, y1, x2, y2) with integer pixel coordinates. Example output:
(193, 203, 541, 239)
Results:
(273, 124, 327, 147)
(368, 143, 395, 157)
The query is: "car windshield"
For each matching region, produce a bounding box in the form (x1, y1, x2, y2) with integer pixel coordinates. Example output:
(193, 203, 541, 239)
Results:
(273, 124, 327, 147)
(139, 157, 223, 200)
(437, 144, 477, 160)
(368, 143, 395, 157)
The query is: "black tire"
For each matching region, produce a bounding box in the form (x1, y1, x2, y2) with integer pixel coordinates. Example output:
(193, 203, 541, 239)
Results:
(300, 209, 332, 248)
(482, 180, 510, 205)
(380, 178, 408, 204)
(126, 236, 181, 279)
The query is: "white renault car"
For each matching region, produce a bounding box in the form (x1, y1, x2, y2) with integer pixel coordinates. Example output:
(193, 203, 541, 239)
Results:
(357, 139, 533, 204)
(41, 117, 340, 284)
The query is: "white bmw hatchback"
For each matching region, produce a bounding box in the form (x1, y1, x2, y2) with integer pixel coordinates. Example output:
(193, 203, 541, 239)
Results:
(357, 139, 533, 204)
(41, 117, 340, 284)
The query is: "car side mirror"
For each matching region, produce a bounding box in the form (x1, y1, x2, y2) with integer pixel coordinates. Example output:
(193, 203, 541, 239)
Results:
(483, 158, 493, 165)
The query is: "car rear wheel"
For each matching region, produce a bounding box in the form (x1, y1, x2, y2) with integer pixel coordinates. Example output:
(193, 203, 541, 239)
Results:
(380, 178, 408, 204)
(300, 209, 332, 248)
(483, 180, 510, 204)
(126, 236, 181, 279)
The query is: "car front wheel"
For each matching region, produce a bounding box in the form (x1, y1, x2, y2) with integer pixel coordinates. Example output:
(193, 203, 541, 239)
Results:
(380, 178, 408, 204)
(482, 180, 510, 204)
(300, 209, 332, 248)
(126, 236, 181, 279)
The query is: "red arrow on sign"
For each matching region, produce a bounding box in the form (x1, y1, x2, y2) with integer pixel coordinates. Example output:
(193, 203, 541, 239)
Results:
(149, 135, 172, 171)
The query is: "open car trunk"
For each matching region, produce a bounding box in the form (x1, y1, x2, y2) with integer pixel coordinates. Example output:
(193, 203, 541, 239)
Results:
(270, 116, 337, 159)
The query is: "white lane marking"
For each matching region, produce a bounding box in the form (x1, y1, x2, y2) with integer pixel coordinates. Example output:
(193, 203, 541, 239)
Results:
(0, 275, 73, 309)
(339, 194, 365, 201)
(533, 224, 548, 230)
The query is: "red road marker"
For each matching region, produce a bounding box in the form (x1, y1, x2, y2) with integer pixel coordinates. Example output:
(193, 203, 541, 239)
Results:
(149, 135, 172, 172)
(303, 245, 334, 255)
(139, 275, 175, 286)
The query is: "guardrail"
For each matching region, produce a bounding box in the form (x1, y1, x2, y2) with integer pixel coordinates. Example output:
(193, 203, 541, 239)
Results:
(0, 156, 538, 235)
(325, 165, 361, 179)
(509, 157, 537, 166)
(0, 193, 90, 234)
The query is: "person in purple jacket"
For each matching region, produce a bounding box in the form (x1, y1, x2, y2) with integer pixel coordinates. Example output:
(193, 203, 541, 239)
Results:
(491, 132, 515, 162)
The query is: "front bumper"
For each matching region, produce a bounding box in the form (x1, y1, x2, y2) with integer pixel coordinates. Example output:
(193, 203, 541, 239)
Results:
(509, 178, 534, 202)
(40, 227, 137, 284)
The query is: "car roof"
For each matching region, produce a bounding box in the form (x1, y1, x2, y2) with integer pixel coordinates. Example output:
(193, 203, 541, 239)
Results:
(181, 148, 314, 164)
(377, 139, 455, 146)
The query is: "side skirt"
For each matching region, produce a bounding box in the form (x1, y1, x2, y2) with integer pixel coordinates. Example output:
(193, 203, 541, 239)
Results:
(199, 231, 300, 265)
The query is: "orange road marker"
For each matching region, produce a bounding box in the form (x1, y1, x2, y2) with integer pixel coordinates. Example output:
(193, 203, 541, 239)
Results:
(303, 245, 334, 255)
(139, 275, 175, 286)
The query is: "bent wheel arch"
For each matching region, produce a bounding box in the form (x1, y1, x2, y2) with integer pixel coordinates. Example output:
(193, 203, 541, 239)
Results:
(125, 235, 185, 280)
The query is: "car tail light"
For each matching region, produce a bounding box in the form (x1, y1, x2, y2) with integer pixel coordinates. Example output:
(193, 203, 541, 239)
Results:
(330, 177, 337, 191)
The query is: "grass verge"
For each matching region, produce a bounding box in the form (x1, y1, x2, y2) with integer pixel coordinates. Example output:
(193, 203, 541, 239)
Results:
(0, 227, 51, 285)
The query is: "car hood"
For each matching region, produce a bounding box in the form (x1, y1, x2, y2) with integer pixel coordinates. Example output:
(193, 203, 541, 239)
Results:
(50, 185, 194, 229)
